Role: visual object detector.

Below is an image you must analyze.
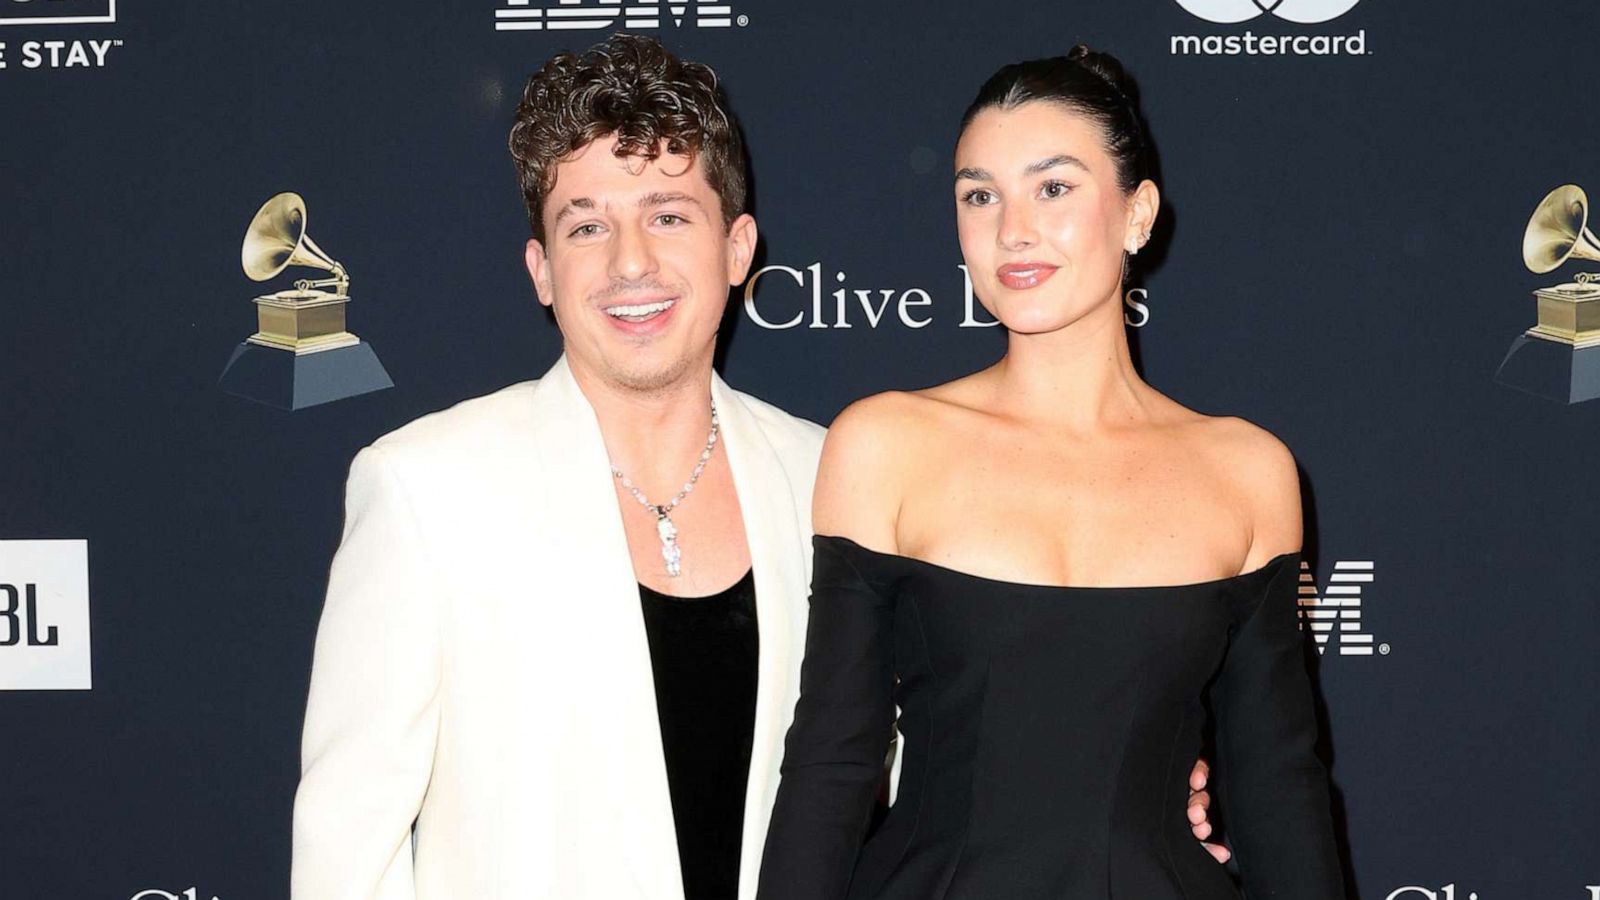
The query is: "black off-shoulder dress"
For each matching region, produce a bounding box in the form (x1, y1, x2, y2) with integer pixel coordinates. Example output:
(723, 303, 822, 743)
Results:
(757, 535, 1345, 900)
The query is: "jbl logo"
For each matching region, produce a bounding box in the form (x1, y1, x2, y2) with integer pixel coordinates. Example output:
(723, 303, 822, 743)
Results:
(0, 539, 91, 690)
(1, 583, 59, 646)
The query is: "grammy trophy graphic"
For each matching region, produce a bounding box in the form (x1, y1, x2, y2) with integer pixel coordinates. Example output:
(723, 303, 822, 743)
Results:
(1494, 183, 1600, 405)
(217, 192, 393, 410)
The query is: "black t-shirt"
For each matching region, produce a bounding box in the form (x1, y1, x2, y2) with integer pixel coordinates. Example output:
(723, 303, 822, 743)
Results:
(638, 568, 759, 900)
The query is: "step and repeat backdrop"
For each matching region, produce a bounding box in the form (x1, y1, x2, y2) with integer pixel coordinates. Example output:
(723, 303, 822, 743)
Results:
(3, 0, 1597, 897)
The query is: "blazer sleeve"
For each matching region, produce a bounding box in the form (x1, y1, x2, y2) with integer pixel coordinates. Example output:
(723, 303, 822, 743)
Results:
(757, 536, 897, 900)
(291, 446, 443, 900)
(1212, 553, 1347, 899)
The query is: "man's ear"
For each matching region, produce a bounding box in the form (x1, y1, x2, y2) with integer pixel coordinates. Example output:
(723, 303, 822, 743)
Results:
(725, 213, 759, 285)
(525, 237, 554, 308)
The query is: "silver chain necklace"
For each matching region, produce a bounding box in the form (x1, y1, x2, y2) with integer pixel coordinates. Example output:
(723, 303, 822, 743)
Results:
(610, 400, 719, 577)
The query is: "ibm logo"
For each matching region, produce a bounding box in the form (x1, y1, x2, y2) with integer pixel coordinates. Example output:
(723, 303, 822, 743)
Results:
(0, 0, 115, 26)
(1296, 559, 1386, 656)
(493, 0, 744, 32)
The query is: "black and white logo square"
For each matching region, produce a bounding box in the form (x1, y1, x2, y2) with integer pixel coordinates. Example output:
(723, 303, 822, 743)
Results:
(0, 539, 91, 690)
(0, 0, 115, 26)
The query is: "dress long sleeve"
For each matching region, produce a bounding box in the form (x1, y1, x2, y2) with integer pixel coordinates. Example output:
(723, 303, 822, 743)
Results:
(757, 535, 898, 900)
(1212, 552, 1347, 899)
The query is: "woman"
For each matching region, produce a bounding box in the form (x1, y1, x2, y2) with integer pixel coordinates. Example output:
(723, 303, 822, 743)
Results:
(756, 47, 1345, 899)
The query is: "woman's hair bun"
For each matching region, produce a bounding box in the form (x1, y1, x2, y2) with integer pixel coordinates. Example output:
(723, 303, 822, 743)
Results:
(1065, 44, 1140, 105)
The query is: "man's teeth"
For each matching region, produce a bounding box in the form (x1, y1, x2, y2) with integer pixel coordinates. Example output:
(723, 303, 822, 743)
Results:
(606, 300, 675, 318)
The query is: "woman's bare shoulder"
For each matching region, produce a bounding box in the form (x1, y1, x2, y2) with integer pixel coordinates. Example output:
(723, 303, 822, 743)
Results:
(827, 381, 982, 447)
(814, 389, 965, 549)
(825, 391, 925, 455)
(909, 368, 1001, 412)
(1187, 413, 1303, 561)
(1191, 414, 1297, 481)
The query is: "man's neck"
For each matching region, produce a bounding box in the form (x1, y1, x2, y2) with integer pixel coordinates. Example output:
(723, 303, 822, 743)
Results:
(567, 355, 720, 496)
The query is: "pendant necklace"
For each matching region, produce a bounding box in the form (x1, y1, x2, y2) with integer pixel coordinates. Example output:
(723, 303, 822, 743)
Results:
(610, 400, 719, 577)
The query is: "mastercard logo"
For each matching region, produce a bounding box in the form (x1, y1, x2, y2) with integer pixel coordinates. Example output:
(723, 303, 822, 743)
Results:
(1172, 0, 1362, 25)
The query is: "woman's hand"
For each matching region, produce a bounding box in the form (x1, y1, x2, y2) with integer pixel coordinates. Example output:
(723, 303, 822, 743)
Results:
(1189, 757, 1232, 863)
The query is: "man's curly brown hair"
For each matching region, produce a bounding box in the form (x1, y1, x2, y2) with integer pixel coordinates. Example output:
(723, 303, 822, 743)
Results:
(508, 34, 747, 243)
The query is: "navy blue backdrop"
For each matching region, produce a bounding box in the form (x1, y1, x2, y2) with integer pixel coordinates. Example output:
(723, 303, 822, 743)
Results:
(3, 0, 1597, 897)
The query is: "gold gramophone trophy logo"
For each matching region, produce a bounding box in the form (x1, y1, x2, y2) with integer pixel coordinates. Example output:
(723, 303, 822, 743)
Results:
(217, 192, 393, 410)
(1494, 184, 1600, 405)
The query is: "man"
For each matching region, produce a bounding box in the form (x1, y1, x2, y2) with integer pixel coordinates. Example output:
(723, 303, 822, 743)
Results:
(291, 34, 1223, 900)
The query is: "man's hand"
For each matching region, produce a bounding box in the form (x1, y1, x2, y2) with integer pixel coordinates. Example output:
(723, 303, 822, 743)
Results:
(1188, 758, 1231, 864)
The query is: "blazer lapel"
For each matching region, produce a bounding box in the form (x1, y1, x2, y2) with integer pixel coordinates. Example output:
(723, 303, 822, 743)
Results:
(526, 356, 684, 900)
(713, 375, 810, 900)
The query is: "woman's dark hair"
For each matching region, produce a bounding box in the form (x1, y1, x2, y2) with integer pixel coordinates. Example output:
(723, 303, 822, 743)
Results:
(509, 34, 747, 242)
(960, 45, 1150, 195)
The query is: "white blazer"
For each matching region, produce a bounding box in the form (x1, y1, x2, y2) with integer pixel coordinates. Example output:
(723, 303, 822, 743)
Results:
(292, 355, 825, 900)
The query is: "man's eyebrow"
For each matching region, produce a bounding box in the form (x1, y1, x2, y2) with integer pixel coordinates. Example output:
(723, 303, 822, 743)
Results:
(552, 197, 594, 225)
(639, 191, 705, 210)
(955, 167, 992, 182)
(1024, 154, 1090, 176)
